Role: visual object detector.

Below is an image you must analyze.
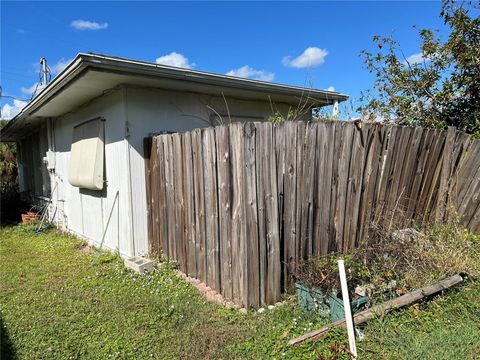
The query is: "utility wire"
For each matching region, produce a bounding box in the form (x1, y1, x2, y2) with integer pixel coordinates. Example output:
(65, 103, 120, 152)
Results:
(0, 86, 29, 102)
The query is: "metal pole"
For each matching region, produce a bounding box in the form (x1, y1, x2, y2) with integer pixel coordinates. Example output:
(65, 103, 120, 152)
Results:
(40, 58, 48, 85)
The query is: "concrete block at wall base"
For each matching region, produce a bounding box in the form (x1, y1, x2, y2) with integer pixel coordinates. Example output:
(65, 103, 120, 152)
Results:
(124, 256, 155, 274)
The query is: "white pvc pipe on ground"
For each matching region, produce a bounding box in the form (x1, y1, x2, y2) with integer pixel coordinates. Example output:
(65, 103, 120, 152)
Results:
(338, 259, 357, 358)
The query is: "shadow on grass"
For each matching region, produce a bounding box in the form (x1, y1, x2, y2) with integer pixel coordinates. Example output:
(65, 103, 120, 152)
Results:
(1, 315, 17, 360)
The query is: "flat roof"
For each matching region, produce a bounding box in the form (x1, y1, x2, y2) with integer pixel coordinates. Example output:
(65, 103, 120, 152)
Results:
(1, 53, 348, 141)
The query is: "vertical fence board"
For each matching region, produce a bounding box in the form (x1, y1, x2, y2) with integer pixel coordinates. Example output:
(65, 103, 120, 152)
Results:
(183, 132, 196, 276)
(229, 123, 246, 305)
(144, 137, 154, 255)
(173, 134, 186, 272)
(164, 136, 176, 259)
(455, 141, 480, 208)
(244, 122, 260, 308)
(264, 122, 281, 303)
(192, 129, 206, 282)
(299, 122, 317, 260)
(151, 138, 162, 255)
(294, 122, 306, 264)
(313, 122, 327, 256)
(273, 123, 286, 291)
(335, 123, 354, 251)
(156, 137, 169, 256)
(203, 128, 220, 291)
(216, 125, 232, 300)
(283, 122, 297, 289)
(256, 123, 267, 305)
(345, 124, 365, 248)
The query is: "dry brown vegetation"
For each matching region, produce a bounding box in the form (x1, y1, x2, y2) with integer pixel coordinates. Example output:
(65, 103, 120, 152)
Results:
(294, 220, 480, 305)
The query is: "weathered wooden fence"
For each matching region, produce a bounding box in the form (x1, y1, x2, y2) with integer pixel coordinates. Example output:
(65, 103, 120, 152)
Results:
(144, 121, 480, 307)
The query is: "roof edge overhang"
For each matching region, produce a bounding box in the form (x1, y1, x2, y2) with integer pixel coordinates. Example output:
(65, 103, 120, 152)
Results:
(1, 53, 349, 141)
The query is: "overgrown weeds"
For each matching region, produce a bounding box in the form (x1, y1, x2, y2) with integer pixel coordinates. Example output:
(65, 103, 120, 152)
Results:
(295, 220, 480, 305)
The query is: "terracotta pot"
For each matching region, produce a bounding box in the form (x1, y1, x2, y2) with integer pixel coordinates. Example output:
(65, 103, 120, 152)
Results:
(27, 212, 39, 221)
(21, 214, 30, 224)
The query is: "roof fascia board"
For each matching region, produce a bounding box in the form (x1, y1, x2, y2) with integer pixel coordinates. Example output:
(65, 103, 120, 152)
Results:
(80, 53, 348, 102)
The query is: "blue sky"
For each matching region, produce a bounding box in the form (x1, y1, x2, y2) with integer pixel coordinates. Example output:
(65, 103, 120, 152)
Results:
(1, 1, 448, 119)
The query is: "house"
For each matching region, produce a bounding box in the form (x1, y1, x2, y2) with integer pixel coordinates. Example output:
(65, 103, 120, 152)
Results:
(0, 53, 348, 258)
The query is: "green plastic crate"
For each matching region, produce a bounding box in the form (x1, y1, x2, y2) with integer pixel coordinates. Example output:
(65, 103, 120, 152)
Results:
(327, 293, 369, 322)
(295, 282, 330, 317)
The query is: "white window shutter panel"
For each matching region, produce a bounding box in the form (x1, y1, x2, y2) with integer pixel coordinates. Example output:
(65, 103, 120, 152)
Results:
(68, 119, 104, 190)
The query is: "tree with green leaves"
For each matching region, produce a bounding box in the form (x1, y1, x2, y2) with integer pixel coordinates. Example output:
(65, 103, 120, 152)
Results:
(358, 0, 480, 137)
(0, 120, 21, 222)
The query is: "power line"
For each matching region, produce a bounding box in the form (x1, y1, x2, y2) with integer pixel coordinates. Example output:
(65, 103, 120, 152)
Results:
(0, 87, 30, 102)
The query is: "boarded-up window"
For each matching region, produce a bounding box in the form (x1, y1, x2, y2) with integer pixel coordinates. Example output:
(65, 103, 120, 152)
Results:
(68, 118, 104, 190)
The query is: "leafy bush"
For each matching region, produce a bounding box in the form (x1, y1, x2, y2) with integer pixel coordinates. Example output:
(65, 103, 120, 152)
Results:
(0, 120, 22, 224)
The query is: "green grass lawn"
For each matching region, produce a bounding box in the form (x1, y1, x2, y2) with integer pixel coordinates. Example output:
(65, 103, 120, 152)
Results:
(1, 224, 479, 359)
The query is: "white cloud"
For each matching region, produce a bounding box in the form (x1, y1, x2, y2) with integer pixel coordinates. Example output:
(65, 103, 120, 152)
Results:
(226, 65, 275, 82)
(21, 83, 40, 95)
(0, 99, 28, 120)
(325, 86, 336, 92)
(404, 52, 429, 65)
(21, 82, 46, 98)
(51, 57, 72, 74)
(155, 52, 195, 69)
(70, 19, 108, 31)
(282, 47, 328, 68)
